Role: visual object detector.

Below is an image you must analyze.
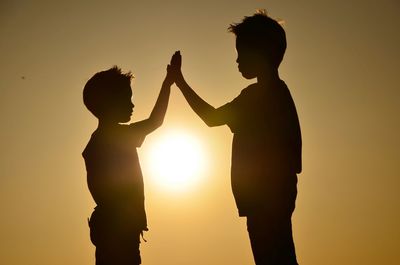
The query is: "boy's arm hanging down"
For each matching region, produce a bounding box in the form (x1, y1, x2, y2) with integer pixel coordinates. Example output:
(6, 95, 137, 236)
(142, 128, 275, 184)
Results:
(174, 51, 229, 127)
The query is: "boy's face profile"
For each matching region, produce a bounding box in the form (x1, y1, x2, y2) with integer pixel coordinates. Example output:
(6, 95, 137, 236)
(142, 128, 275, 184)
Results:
(235, 37, 267, 79)
(102, 84, 134, 123)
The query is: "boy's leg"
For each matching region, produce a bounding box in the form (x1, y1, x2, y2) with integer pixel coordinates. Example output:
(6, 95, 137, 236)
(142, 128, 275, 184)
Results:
(247, 213, 298, 265)
(95, 232, 141, 265)
(89, 209, 141, 265)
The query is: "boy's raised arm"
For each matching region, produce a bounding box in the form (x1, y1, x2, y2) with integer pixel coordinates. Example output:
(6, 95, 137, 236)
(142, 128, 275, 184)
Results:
(173, 51, 227, 127)
(130, 52, 179, 136)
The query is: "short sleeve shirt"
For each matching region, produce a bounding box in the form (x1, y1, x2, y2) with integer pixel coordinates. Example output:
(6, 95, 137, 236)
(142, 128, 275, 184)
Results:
(82, 124, 147, 230)
(217, 81, 302, 215)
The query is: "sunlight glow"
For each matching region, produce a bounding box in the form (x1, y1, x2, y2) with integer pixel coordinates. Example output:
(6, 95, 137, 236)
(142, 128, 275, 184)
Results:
(145, 131, 207, 191)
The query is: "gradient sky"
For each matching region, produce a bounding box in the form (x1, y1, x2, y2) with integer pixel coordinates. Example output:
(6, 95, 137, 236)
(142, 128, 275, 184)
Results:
(1, 0, 399, 264)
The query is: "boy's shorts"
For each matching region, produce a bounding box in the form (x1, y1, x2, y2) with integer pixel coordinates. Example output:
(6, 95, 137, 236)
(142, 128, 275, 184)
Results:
(89, 207, 142, 265)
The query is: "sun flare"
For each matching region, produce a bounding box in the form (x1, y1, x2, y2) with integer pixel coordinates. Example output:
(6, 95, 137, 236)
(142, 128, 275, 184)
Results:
(144, 131, 207, 191)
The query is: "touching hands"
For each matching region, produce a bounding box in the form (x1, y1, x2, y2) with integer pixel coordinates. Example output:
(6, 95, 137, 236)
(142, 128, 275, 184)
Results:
(166, 51, 184, 85)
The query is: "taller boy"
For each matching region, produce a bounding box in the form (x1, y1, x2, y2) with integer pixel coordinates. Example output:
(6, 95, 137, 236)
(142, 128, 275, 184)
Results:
(173, 13, 302, 264)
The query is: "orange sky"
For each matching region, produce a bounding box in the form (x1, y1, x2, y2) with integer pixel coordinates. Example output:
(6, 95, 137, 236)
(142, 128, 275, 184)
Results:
(1, 1, 399, 264)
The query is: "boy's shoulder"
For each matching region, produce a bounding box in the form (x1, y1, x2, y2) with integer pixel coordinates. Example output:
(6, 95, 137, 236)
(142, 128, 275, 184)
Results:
(82, 128, 117, 156)
(231, 83, 259, 103)
(83, 125, 144, 158)
(240, 83, 259, 95)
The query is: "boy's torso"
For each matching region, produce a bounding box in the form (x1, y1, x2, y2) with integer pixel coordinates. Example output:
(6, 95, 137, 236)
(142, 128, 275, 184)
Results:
(227, 81, 301, 216)
(83, 126, 145, 213)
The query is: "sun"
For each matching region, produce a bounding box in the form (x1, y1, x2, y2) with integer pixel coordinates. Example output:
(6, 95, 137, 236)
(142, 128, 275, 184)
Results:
(143, 130, 207, 191)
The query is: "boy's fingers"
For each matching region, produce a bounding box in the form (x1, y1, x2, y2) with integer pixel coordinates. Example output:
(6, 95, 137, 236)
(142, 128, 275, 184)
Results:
(169, 51, 182, 70)
(174, 51, 182, 68)
(172, 51, 181, 59)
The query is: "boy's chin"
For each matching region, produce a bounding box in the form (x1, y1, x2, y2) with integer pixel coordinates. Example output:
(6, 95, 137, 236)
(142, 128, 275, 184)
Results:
(118, 117, 131, 124)
(114, 114, 132, 124)
(240, 71, 257, 79)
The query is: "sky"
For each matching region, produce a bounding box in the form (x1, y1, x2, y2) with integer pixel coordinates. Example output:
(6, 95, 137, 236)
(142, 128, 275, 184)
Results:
(1, 0, 399, 264)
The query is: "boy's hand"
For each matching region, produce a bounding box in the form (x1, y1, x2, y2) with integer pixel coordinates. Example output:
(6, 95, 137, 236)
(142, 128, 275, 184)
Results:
(170, 50, 181, 70)
(166, 51, 183, 84)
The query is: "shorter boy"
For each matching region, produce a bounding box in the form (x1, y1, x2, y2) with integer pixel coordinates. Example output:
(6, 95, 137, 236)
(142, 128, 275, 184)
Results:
(82, 52, 179, 264)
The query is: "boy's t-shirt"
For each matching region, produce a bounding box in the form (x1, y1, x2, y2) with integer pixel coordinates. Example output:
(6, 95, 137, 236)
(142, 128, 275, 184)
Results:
(82, 125, 147, 231)
(216, 81, 302, 216)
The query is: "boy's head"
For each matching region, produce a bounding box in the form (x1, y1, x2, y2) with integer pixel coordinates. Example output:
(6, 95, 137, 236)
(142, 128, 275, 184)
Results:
(83, 66, 134, 123)
(229, 12, 286, 78)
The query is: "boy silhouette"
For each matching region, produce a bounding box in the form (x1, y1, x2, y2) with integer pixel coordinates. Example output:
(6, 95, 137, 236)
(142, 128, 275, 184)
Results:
(172, 13, 302, 264)
(82, 52, 179, 265)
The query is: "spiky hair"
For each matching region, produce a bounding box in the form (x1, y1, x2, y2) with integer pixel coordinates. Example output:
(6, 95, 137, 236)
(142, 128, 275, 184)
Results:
(229, 12, 287, 67)
(83, 66, 133, 118)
